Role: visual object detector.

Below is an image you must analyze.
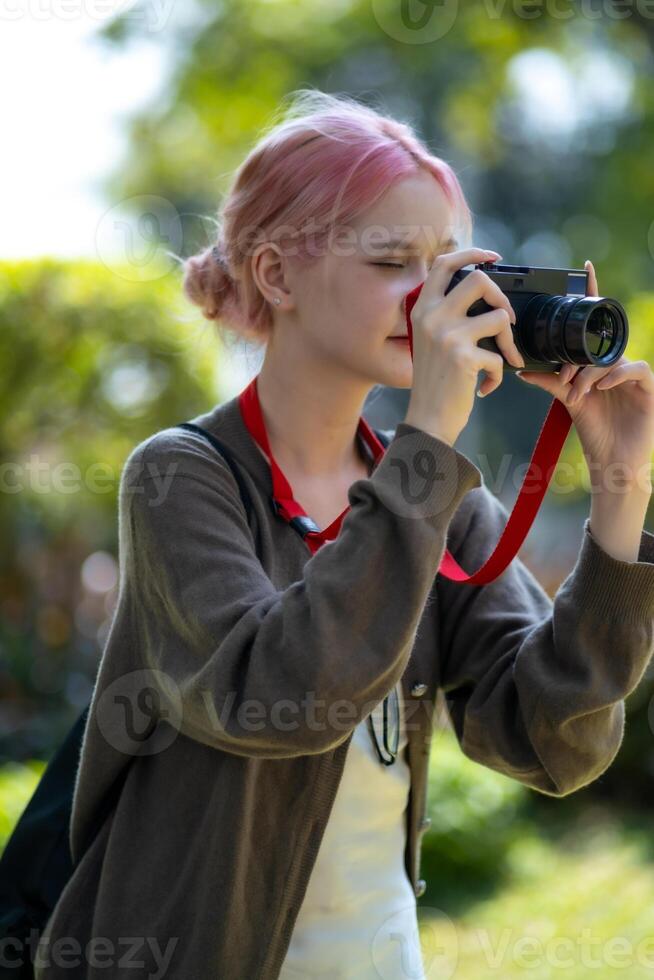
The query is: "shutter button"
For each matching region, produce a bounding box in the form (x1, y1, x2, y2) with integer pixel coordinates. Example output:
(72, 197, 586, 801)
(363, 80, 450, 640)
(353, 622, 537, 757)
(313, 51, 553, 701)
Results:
(411, 682, 428, 697)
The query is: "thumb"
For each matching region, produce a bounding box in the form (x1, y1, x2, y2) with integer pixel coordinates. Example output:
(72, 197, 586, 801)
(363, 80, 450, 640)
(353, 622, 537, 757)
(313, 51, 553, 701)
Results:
(515, 370, 566, 399)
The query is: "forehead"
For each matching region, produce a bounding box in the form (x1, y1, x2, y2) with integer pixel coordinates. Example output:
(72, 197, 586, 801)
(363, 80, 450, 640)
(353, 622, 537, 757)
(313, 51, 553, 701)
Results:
(351, 171, 458, 252)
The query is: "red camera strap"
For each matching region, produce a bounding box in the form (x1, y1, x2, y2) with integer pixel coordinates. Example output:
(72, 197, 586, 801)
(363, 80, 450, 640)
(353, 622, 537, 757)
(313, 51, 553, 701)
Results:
(237, 285, 572, 583)
(239, 376, 388, 556)
(404, 281, 573, 583)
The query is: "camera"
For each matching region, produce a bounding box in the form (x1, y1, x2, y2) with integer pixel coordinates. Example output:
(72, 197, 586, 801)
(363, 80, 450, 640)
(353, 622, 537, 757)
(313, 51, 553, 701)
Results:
(445, 261, 628, 373)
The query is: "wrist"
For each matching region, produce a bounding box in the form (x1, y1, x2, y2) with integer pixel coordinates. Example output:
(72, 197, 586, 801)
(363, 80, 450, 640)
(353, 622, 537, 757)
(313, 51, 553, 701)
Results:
(589, 486, 650, 563)
(590, 481, 651, 513)
(404, 408, 456, 447)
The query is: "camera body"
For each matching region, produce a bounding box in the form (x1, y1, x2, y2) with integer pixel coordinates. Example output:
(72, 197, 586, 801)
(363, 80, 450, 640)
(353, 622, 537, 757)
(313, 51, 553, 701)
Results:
(445, 261, 628, 373)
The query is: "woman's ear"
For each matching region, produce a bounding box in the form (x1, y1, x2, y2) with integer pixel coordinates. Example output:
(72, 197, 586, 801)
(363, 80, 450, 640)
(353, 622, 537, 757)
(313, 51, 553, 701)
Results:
(251, 242, 293, 311)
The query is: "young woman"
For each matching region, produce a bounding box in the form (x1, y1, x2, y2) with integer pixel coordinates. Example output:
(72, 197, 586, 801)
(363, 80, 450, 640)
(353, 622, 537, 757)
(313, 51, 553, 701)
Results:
(36, 90, 654, 980)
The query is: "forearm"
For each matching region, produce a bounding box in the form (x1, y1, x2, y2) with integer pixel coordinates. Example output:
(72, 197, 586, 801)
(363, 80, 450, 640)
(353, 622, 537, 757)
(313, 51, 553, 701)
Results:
(439, 482, 654, 798)
(589, 485, 651, 563)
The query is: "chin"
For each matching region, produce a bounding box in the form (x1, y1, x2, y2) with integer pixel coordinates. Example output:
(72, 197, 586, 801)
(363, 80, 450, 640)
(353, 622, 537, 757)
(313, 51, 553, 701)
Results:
(349, 345, 413, 390)
(385, 347, 413, 381)
(374, 362, 413, 390)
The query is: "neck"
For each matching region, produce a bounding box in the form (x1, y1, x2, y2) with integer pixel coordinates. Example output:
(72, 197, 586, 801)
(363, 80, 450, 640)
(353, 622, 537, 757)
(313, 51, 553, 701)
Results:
(255, 349, 374, 479)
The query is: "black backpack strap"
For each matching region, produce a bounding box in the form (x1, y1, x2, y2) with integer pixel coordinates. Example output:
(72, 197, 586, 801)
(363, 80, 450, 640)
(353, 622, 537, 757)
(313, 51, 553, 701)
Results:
(0, 705, 90, 954)
(174, 421, 255, 521)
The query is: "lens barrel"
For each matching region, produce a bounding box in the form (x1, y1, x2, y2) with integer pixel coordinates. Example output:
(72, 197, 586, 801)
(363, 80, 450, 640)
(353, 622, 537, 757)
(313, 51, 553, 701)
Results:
(519, 293, 627, 366)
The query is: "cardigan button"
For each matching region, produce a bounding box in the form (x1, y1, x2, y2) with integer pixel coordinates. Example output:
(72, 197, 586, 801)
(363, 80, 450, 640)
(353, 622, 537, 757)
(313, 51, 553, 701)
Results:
(415, 878, 427, 898)
(411, 682, 428, 697)
(419, 816, 432, 833)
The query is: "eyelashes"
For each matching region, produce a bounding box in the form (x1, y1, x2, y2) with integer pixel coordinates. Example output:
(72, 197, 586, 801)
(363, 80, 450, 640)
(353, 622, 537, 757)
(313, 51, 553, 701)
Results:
(369, 253, 453, 270)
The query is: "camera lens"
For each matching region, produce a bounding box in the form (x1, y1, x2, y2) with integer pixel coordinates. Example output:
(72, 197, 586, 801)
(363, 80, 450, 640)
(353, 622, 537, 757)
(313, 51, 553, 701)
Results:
(585, 306, 617, 358)
(518, 294, 627, 367)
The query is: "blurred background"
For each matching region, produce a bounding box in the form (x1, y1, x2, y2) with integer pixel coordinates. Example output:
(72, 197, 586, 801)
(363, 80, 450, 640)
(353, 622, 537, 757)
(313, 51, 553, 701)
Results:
(2, 0, 654, 976)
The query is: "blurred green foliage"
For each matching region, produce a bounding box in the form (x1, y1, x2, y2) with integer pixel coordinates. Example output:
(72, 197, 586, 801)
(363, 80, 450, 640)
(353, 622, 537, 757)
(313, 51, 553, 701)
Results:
(0, 760, 45, 852)
(422, 724, 532, 907)
(0, 258, 224, 760)
(419, 807, 654, 977)
(419, 728, 654, 976)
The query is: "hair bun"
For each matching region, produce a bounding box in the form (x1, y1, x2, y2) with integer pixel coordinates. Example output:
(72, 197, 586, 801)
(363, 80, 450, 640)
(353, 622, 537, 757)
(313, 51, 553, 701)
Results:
(211, 244, 229, 270)
(182, 243, 237, 322)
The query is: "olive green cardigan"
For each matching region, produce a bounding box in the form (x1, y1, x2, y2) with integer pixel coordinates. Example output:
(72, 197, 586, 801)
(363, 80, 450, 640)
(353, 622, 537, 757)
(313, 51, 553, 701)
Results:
(35, 394, 654, 979)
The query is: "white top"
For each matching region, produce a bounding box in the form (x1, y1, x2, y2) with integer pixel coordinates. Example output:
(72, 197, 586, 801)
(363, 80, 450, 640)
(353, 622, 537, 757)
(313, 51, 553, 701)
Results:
(277, 682, 426, 980)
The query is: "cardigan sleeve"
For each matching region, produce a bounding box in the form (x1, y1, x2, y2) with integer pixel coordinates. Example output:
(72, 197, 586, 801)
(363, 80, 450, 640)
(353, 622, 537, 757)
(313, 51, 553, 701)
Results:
(119, 422, 482, 759)
(437, 484, 654, 797)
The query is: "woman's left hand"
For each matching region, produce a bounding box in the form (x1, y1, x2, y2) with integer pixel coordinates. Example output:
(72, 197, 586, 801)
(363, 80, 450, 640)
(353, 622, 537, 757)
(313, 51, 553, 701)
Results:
(516, 260, 654, 486)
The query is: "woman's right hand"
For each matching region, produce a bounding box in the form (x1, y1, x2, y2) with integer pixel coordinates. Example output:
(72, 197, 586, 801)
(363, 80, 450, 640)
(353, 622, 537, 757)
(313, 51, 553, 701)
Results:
(404, 247, 525, 446)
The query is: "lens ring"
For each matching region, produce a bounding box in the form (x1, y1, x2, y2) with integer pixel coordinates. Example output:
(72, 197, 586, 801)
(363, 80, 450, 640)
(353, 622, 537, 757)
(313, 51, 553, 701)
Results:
(585, 304, 618, 358)
(519, 293, 628, 367)
(563, 297, 627, 366)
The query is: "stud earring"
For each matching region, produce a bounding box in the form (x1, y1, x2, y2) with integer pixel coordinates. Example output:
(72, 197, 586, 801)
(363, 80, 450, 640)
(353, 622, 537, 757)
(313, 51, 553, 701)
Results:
(273, 297, 281, 305)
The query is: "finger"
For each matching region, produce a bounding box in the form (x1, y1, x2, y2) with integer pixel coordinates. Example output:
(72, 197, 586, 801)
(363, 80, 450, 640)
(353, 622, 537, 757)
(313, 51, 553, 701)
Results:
(416, 248, 502, 306)
(596, 359, 654, 393)
(525, 355, 628, 397)
(476, 350, 506, 397)
(466, 307, 524, 369)
(584, 259, 599, 298)
(558, 363, 578, 385)
(567, 356, 631, 402)
(517, 363, 603, 404)
(560, 363, 585, 386)
(446, 267, 516, 325)
(515, 369, 572, 401)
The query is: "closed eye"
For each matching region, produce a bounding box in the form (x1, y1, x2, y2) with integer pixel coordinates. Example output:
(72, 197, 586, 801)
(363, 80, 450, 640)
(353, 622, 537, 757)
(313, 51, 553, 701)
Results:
(370, 262, 406, 269)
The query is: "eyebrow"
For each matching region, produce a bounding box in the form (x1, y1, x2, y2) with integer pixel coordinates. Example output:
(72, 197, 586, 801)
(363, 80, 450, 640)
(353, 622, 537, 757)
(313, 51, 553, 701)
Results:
(373, 235, 459, 254)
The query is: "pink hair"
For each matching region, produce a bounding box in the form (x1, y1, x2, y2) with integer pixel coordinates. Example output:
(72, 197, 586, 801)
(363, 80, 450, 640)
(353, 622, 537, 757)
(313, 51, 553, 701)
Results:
(182, 88, 472, 348)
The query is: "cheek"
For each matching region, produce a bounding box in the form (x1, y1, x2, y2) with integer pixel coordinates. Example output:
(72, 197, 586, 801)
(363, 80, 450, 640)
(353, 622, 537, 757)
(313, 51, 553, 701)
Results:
(333, 269, 400, 328)
(306, 261, 405, 353)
